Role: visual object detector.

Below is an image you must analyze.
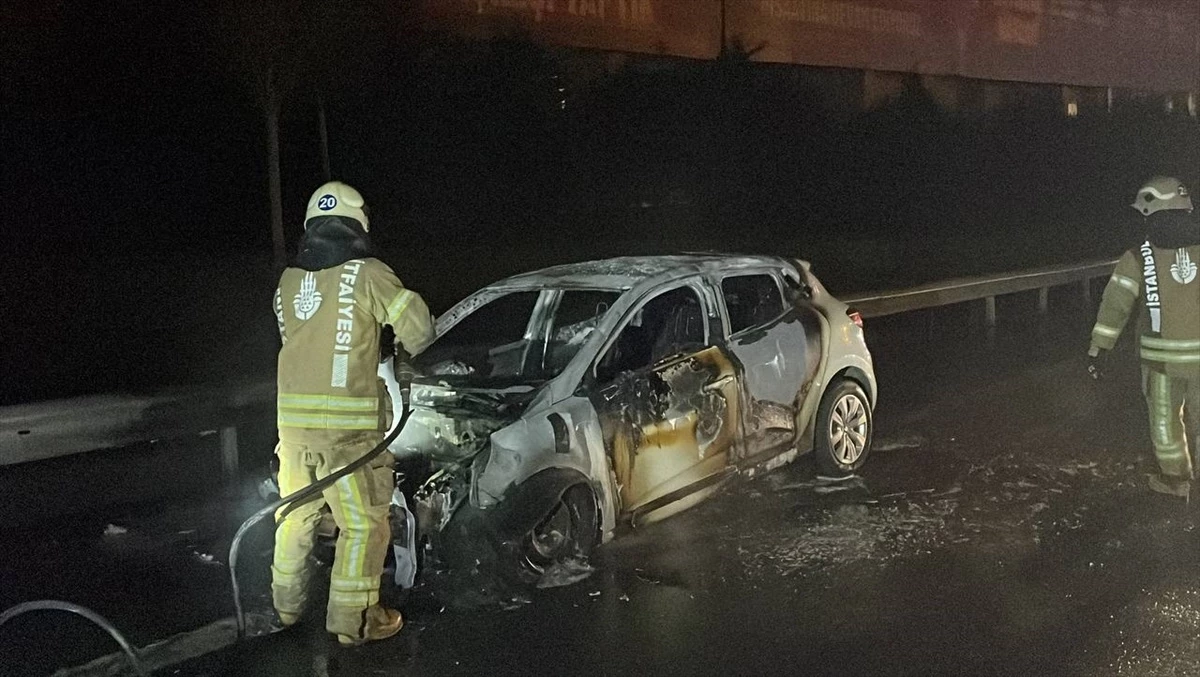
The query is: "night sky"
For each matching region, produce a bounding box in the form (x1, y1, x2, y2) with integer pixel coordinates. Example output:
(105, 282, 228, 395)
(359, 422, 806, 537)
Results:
(6, 3, 263, 254)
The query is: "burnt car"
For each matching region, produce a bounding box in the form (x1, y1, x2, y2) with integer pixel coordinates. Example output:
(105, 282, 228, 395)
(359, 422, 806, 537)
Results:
(389, 255, 875, 575)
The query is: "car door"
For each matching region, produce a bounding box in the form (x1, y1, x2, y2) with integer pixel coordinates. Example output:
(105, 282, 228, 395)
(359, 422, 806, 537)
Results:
(588, 282, 742, 525)
(718, 271, 822, 458)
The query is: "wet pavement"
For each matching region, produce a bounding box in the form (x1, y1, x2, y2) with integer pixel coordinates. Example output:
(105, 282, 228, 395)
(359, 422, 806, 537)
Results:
(3, 299, 1198, 676)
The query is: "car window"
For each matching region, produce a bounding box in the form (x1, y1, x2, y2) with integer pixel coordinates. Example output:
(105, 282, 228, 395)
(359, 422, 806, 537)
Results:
(415, 291, 540, 379)
(542, 290, 621, 376)
(596, 286, 706, 384)
(722, 274, 785, 334)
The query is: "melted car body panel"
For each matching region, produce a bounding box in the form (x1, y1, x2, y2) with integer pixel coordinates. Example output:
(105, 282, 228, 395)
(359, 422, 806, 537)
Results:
(593, 346, 741, 518)
(474, 396, 620, 539)
(728, 306, 824, 450)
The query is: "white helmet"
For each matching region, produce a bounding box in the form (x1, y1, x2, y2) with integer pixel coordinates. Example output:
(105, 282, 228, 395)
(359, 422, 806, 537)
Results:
(1131, 176, 1193, 216)
(304, 181, 370, 231)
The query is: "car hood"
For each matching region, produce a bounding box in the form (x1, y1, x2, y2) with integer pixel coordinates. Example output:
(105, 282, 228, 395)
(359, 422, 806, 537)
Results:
(391, 377, 542, 462)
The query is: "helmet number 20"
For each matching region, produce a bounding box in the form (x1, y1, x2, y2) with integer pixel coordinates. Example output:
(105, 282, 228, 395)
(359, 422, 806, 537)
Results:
(317, 195, 337, 211)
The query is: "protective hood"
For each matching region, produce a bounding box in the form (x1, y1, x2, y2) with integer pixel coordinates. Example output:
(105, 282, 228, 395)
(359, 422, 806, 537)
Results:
(294, 215, 375, 271)
(1145, 210, 1200, 250)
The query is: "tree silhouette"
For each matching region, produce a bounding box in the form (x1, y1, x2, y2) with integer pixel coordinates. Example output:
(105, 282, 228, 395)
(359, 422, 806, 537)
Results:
(215, 1, 370, 268)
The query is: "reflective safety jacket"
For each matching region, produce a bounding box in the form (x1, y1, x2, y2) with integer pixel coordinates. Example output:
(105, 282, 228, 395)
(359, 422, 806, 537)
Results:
(273, 258, 435, 440)
(1091, 242, 1200, 379)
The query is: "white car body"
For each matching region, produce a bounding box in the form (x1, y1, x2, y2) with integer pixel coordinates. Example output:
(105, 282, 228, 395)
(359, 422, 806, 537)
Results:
(388, 255, 875, 570)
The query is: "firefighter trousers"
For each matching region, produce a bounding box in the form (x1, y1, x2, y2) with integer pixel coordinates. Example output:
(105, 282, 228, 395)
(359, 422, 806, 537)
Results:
(1142, 368, 1200, 481)
(271, 431, 394, 639)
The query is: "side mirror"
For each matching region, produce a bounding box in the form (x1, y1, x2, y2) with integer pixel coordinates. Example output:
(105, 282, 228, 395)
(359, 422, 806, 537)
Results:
(783, 275, 812, 301)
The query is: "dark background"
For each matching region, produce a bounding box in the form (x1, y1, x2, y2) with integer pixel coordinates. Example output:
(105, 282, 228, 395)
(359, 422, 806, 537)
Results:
(3, 1, 1197, 404)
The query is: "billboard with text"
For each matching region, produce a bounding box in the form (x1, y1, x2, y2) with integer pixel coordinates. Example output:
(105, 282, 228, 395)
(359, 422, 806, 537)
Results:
(419, 0, 1199, 91)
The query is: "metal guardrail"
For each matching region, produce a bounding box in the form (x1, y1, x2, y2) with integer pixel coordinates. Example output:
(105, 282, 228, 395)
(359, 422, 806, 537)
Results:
(842, 258, 1118, 323)
(0, 382, 275, 471)
(0, 258, 1117, 469)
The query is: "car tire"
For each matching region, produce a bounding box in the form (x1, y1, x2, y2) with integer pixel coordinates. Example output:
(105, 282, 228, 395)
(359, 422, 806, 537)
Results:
(520, 484, 599, 576)
(814, 379, 873, 476)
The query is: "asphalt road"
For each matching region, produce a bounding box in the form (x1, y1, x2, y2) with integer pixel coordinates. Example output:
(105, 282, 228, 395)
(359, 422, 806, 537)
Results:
(2, 298, 1197, 676)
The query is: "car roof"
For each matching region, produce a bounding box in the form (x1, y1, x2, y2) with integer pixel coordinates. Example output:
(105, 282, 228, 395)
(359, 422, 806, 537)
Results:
(494, 254, 795, 291)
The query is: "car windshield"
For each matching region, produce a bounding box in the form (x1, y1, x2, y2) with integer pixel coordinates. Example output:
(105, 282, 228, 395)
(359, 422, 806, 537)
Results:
(415, 288, 621, 382)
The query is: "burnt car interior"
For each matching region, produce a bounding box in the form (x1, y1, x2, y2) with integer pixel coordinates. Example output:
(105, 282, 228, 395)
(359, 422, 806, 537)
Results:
(542, 290, 620, 376)
(416, 289, 622, 382)
(595, 286, 707, 384)
(721, 274, 786, 334)
(416, 290, 540, 378)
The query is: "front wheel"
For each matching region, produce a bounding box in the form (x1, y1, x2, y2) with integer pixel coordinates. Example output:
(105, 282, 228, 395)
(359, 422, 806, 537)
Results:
(521, 484, 598, 576)
(814, 379, 873, 476)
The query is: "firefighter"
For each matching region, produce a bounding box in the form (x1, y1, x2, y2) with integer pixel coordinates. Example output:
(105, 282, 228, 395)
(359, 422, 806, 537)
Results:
(271, 181, 435, 645)
(1089, 176, 1200, 500)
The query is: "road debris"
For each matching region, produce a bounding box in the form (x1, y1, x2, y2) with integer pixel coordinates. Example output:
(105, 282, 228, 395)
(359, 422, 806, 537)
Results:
(191, 550, 221, 566)
(535, 557, 595, 589)
(634, 569, 662, 585)
(873, 434, 926, 452)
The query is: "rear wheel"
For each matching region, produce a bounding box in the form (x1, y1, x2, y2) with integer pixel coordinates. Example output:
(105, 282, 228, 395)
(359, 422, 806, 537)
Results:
(814, 379, 873, 476)
(521, 484, 598, 575)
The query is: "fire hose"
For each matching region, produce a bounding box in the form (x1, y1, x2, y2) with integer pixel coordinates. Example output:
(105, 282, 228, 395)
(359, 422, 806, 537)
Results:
(0, 403, 411, 674)
(0, 600, 149, 676)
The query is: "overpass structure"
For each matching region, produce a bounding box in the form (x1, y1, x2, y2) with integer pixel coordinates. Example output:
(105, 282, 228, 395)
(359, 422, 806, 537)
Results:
(416, 0, 1199, 111)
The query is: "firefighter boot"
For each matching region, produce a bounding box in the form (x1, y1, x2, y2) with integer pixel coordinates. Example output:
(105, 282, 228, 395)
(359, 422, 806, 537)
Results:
(337, 605, 403, 647)
(1147, 473, 1191, 501)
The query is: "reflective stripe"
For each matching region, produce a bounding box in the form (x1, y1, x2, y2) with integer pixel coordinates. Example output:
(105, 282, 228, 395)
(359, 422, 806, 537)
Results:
(328, 590, 379, 608)
(329, 575, 379, 591)
(1141, 348, 1200, 364)
(340, 473, 367, 577)
(1148, 371, 1176, 448)
(279, 393, 379, 411)
(385, 289, 415, 326)
(274, 287, 287, 344)
(277, 412, 381, 430)
(278, 393, 382, 430)
(1109, 274, 1138, 294)
(1092, 324, 1121, 338)
(1140, 337, 1200, 351)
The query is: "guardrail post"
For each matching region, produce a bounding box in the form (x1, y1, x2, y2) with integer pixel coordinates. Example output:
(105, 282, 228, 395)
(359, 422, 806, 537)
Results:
(1081, 279, 1091, 305)
(1037, 287, 1049, 315)
(984, 296, 997, 327)
(220, 426, 239, 483)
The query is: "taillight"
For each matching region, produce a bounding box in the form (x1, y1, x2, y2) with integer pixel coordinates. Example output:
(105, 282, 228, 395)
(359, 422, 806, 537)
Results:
(847, 308, 864, 328)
